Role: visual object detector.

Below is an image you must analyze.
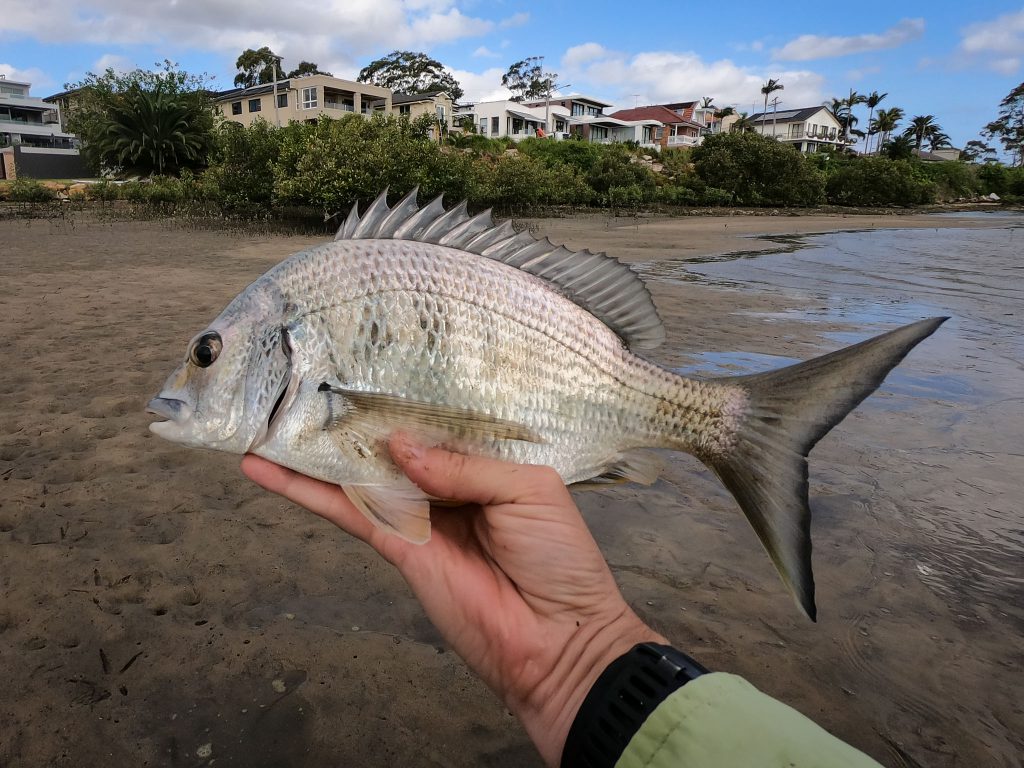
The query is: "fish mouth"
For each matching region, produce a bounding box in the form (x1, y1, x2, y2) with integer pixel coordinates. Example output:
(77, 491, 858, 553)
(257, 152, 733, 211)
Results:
(147, 397, 192, 440)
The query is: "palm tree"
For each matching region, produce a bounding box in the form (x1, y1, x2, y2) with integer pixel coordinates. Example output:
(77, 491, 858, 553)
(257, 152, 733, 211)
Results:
(871, 107, 904, 149)
(730, 112, 756, 133)
(863, 91, 887, 154)
(882, 134, 915, 160)
(843, 89, 867, 145)
(713, 105, 735, 133)
(904, 115, 939, 150)
(98, 85, 206, 175)
(760, 78, 784, 134)
(926, 130, 952, 151)
(700, 96, 715, 108)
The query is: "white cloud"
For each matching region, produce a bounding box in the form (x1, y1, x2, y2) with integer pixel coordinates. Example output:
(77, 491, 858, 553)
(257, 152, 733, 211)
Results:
(472, 46, 499, 59)
(0, 1, 498, 69)
(558, 43, 824, 114)
(499, 12, 529, 28)
(563, 42, 608, 68)
(448, 66, 510, 102)
(774, 18, 924, 61)
(958, 9, 1024, 73)
(0, 64, 53, 89)
(93, 54, 136, 74)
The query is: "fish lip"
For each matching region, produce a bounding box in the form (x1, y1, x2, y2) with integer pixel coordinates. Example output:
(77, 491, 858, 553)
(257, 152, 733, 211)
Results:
(146, 397, 191, 422)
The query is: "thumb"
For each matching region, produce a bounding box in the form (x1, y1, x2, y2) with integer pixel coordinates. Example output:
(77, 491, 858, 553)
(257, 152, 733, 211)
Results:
(388, 434, 571, 507)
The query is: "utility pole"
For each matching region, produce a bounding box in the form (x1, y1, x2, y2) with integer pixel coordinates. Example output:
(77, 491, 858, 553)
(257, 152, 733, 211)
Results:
(272, 54, 283, 128)
(770, 96, 782, 138)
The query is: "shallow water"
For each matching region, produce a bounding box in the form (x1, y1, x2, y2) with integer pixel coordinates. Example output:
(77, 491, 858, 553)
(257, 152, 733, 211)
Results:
(658, 216, 1024, 615)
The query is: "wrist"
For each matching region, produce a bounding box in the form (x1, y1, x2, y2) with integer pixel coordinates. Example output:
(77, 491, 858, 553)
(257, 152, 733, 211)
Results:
(512, 605, 665, 767)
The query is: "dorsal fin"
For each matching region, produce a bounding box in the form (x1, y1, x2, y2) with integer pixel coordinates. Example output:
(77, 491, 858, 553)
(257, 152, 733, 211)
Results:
(334, 188, 665, 350)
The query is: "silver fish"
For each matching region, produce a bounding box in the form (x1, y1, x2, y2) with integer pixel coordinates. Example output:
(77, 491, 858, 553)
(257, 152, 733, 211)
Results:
(148, 188, 946, 619)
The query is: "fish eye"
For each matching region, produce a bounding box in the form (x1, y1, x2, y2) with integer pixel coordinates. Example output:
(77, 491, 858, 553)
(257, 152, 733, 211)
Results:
(189, 331, 223, 368)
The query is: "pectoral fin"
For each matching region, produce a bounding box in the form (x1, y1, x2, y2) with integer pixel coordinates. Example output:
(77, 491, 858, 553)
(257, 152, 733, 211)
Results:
(320, 385, 543, 444)
(343, 484, 432, 544)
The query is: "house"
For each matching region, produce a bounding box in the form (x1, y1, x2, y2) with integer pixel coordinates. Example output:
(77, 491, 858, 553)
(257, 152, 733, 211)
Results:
(914, 147, 962, 162)
(747, 106, 846, 152)
(1, 75, 84, 179)
(523, 94, 615, 141)
(391, 91, 454, 138)
(214, 74, 391, 127)
(456, 100, 571, 141)
(607, 105, 704, 149)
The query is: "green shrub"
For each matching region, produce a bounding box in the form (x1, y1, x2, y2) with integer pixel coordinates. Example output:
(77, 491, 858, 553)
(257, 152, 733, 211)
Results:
(692, 132, 825, 206)
(205, 119, 281, 209)
(85, 180, 120, 201)
(824, 158, 935, 206)
(918, 161, 980, 200)
(7, 178, 56, 202)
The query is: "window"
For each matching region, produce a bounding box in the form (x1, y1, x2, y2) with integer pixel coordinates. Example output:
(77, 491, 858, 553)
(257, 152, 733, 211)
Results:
(277, 93, 288, 108)
(302, 87, 317, 109)
(479, 119, 487, 135)
(231, 101, 242, 115)
(436, 105, 446, 124)
(586, 105, 600, 116)
(571, 103, 585, 116)
(491, 116, 499, 134)
(399, 104, 411, 116)
(248, 98, 261, 113)
(654, 126, 664, 139)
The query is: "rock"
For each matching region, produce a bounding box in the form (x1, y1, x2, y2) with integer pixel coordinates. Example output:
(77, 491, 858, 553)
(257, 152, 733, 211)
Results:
(503, 148, 519, 157)
(987, 192, 1001, 201)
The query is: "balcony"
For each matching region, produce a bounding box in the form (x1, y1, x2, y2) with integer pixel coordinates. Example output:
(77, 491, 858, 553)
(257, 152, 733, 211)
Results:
(667, 134, 701, 147)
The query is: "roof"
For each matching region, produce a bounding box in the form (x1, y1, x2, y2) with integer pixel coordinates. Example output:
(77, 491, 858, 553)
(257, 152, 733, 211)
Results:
(608, 105, 701, 126)
(215, 81, 292, 100)
(525, 93, 614, 108)
(507, 108, 542, 122)
(749, 106, 832, 123)
(392, 91, 448, 105)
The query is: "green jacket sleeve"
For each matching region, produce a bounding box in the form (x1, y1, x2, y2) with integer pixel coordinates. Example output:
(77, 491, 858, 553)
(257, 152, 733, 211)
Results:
(615, 672, 883, 768)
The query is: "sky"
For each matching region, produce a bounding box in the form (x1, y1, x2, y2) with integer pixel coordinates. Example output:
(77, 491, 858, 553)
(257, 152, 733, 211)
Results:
(2, 1, 1023, 150)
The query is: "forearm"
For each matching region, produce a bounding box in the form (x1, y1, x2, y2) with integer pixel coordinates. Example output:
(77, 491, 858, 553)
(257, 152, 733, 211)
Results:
(509, 606, 665, 767)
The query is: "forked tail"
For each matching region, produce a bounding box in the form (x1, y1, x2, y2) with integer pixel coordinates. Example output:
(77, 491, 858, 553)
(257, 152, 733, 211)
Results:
(705, 317, 948, 620)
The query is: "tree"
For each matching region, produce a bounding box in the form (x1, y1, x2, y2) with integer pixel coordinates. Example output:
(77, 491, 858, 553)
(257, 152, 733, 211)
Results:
(871, 107, 904, 150)
(234, 47, 284, 88)
(357, 50, 464, 102)
(713, 105, 735, 133)
(730, 112, 755, 133)
(64, 60, 215, 175)
(904, 115, 941, 150)
(926, 131, 952, 151)
(760, 78, 784, 134)
(692, 131, 825, 206)
(962, 139, 997, 163)
(983, 81, 1024, 166)
(287, 61, 332, 79)
(863, 91, 887, 154)
(881, 135, 915, 161)
(502, 57, 556, 103)
(96, 85, 206, 175)
(700, 96, 715, 108)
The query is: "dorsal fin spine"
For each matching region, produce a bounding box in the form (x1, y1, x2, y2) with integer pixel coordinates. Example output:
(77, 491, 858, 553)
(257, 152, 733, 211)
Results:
(333, 191, 665, 350)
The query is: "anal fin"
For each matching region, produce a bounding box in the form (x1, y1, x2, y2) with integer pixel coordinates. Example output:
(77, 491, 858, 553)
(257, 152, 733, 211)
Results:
(343, 484, 432, 544)
(571, 450, 664, 491)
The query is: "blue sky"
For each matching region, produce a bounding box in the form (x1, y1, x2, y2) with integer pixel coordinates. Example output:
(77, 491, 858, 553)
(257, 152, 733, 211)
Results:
(2, 1, 1023, 149)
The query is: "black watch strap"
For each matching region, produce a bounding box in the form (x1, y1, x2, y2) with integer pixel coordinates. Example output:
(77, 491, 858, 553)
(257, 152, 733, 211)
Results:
(561, 642, 708, 768)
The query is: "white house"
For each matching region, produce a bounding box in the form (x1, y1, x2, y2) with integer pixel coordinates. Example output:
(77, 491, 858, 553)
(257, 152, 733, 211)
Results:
(456, 100, 571, 141)
(748, 106, 847, 152)
(2, 75, 83, 179)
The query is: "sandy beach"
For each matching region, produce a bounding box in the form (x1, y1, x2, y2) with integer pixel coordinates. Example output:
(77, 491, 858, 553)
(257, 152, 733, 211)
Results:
(1, 208, 1020, 767)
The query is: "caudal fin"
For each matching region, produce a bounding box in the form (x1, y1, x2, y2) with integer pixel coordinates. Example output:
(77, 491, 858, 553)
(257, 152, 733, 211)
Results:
(708, 317, 948, 620)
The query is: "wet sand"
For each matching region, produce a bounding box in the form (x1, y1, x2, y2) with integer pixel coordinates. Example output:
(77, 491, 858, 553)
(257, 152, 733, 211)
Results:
(1, 210, 1020, 767)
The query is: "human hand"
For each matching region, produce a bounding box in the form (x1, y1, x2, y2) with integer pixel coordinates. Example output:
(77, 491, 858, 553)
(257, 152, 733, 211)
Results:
(241, 436, 663, 766)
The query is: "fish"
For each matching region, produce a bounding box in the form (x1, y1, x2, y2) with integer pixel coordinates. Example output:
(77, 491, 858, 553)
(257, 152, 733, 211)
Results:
(147, 187, 947, 620)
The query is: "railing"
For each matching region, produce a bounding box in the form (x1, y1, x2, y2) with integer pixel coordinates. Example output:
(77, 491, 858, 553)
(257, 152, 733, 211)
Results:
(667, 134, 700, 146)
(324, 102, 354, 111)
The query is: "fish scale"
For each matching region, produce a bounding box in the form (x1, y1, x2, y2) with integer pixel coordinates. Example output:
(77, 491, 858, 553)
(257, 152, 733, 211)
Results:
(149, 187, 947, 619)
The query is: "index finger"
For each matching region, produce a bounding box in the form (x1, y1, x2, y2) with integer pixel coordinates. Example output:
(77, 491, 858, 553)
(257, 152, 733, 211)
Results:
(389, 435, 572, 507)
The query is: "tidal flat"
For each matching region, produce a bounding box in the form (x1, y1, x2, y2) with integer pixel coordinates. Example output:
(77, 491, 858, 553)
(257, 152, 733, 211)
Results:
(1, 209, 1020, 767)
